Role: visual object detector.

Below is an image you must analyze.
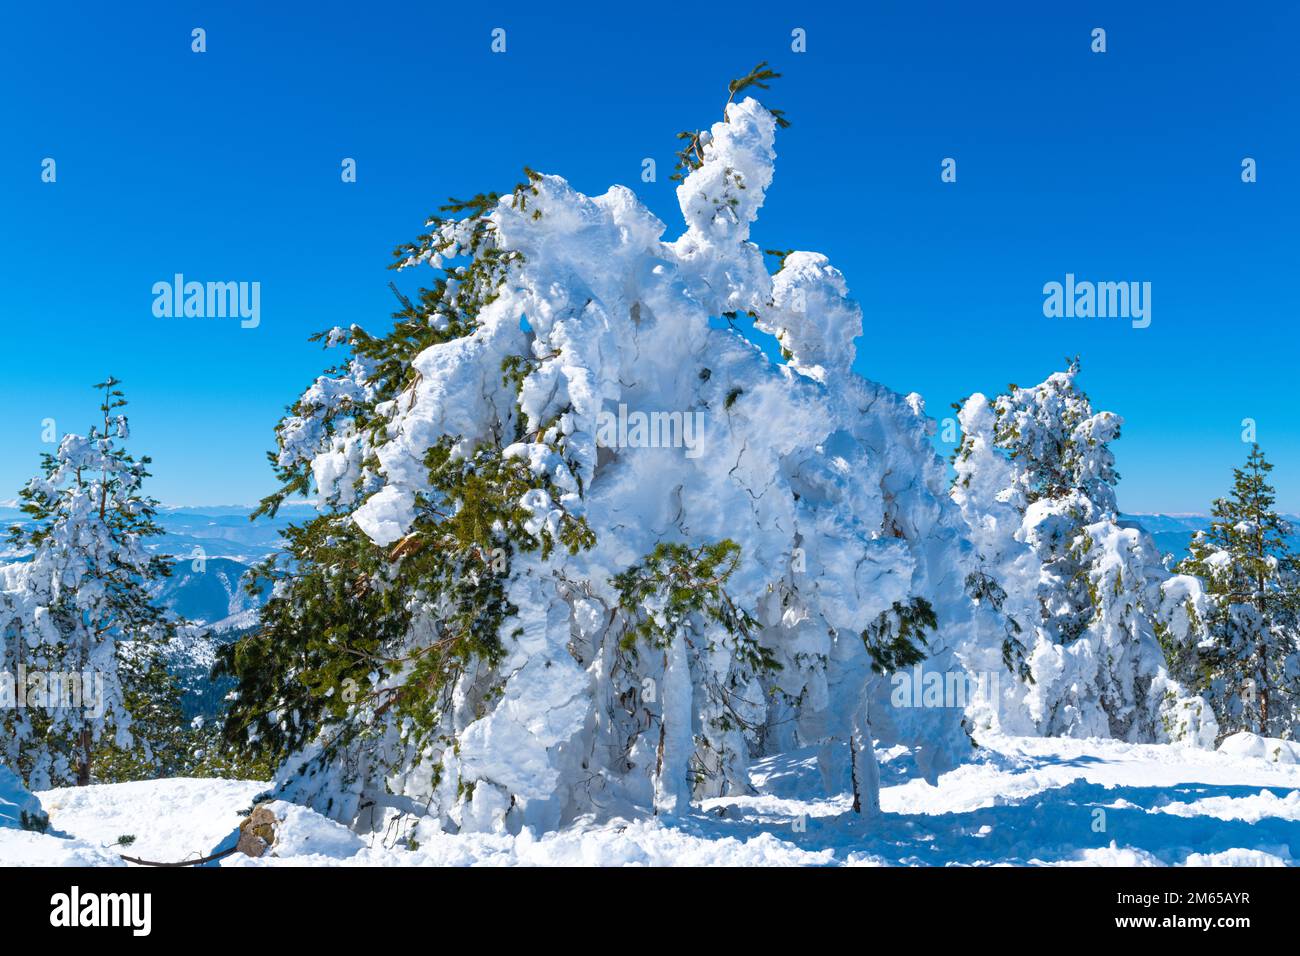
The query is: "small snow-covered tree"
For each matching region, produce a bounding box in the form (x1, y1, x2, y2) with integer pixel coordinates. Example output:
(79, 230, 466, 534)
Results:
(952, 362, 1214, 744)
(0, 378, 179, 787)
(1174, 445, 1300, 738)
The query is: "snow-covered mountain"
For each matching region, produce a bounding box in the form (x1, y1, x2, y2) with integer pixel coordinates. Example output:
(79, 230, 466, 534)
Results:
(151, 557, 267, 631)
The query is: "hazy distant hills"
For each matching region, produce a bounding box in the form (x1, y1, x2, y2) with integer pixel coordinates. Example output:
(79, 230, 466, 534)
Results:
(1123, 513, 1300, 564)
(138, 503, 310, 563)
(4, 503, 1297, 582)
(0, 502, 308, 563)
(2, 502, 299, 621)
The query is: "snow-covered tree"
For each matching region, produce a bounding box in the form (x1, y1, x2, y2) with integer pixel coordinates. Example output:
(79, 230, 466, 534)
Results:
(0, 378, 179, 788)
(1173, 445, 1300, 738)
(950, 393, 1038, 736)
(952, 362, 1215, 745)
(221, 67, 996, 837)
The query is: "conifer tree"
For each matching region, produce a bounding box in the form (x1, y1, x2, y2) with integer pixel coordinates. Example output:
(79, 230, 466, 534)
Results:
(1176, 445, 1300, 737)
(0, 379, 179, 787)
(952, 362, 1215, 744)
(220, 68, 982, 835)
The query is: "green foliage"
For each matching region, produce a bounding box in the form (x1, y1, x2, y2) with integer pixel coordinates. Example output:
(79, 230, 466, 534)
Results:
(181, 721, 277, 781)
(613, 540, 778, 787)
(255, 172, 543, 521)
(1176, 444, 1300, 736)
(965, 571, 1033, 682)
(215, 516, 396, 763)
(612, 540, 779, 674)
(727, 62, 788, 114)
(671, 62, 791, 182)
(861, 597, 937, 674)
(221, 170, 599, 773)
(424, 440, 595, 561)
(991, 357, 1121, 505)
(94, 648, 187, 782)
(1153, 611, 1213, 697)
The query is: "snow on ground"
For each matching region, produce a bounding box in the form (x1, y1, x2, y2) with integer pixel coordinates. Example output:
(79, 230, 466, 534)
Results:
(19, 777, 268, 866)
(3, 735, 1298, 866)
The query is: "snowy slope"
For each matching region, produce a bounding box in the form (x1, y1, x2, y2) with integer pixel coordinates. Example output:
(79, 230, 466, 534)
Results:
(151, 557, 265, 626)
(5, 735, 1297, 866)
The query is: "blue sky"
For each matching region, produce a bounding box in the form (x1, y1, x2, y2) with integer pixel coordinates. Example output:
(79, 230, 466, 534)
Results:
(1, 1, 1295, 512)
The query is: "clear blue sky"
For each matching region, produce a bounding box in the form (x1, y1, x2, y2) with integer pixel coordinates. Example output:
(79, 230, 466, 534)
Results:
(1, 1, 1295, 512)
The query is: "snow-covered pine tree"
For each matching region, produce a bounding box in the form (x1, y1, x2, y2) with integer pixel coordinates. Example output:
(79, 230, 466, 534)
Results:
(0, 378, 180, 788)
(1173, 445, 1300, 738)
(952, 361, 1215, 744)
(221, 67, 991, 836)
(948, 392, 1039, 737)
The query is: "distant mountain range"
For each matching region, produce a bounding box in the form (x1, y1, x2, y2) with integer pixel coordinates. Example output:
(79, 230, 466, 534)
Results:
(0, 503, 304, 718)
(0, 502, 311, 563)
(1123, 513, 1300, 564)
(3, 503, 1297, 585)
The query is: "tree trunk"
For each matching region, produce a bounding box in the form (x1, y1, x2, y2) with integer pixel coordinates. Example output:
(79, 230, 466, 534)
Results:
(848, 735, 861, 813)
(1257, 549, 1269, 736)
(849, 701, 882, 817)
(1259, 666, 1269, 736)
(77, 725, 91, 786)
(653, 640, 692, 816)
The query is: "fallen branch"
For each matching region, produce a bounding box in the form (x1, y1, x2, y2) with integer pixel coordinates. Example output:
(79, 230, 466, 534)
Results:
(119, 846, 239, 867)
